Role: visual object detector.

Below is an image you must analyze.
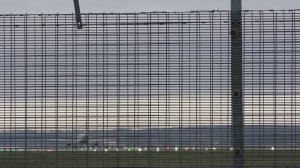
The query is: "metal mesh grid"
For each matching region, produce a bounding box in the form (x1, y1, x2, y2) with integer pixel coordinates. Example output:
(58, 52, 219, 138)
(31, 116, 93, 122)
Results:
(243, 10, 300, 167)
(0, 11, 232, 168)
(0, 10, 299, 168)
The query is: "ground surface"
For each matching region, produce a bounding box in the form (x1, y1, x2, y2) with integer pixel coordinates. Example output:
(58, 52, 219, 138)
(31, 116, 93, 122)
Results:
(0, 150, 299, 168)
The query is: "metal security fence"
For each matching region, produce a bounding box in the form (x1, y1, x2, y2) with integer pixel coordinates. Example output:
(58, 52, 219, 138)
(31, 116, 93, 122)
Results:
(0, 10, 299, 168)
(243, 10, 300, 167)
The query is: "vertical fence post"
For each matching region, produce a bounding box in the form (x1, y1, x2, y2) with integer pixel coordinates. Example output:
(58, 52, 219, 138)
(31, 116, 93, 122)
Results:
(231, 0, 244, 167)
(73, 0, 83, 29)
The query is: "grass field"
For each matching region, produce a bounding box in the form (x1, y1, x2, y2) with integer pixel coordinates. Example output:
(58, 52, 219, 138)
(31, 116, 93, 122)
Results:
(0, 150, 299, 168)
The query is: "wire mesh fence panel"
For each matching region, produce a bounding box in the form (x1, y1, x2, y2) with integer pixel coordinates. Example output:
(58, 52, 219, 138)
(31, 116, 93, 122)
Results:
(243, 10, 300, 167)
(0, 11, 232, 168)
(0, 10, 299, 168)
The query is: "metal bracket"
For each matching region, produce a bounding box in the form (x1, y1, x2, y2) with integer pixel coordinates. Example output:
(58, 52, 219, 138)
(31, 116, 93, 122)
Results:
(232, 89, 241, 98)
(233, 147, 242, 156)
(73, 0, 83, 29)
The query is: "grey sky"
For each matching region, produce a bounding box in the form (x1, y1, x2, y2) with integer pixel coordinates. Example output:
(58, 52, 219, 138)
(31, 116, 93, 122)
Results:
(0, 0, 300, 13)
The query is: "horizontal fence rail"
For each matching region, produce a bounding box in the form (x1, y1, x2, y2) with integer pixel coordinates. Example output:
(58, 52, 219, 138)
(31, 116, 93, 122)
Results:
(0, 10, 299, 167)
